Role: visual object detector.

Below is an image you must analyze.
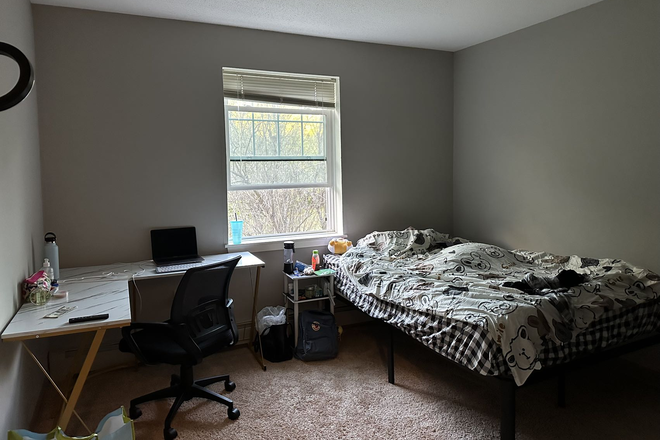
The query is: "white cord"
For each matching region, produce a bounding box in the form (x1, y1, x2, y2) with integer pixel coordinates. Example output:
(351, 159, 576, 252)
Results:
(59, 262, 148, 283)
(132, 274, 143, 315)
(58, 262, 148, 315)
(131, 263, 145, 315)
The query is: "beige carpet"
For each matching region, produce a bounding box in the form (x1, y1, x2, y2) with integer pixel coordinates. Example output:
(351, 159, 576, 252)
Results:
(33, 324, 660, 440)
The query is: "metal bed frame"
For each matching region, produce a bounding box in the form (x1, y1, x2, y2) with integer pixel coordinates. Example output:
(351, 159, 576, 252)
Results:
(384, 322, 660, 440)
(325, 253, 660, 439)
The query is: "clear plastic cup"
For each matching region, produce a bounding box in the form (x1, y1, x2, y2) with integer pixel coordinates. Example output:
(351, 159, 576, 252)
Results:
(230, 221, 244, 244)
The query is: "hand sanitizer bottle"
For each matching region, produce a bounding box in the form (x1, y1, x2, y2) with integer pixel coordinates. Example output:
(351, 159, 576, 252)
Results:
(41, 258, 55, 282)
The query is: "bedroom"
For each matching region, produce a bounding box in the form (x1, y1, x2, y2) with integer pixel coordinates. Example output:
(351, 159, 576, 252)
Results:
(1, 0, 658, 438)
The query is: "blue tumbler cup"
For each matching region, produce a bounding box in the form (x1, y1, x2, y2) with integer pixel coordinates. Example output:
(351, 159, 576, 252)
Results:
(230, 221, 244, 244)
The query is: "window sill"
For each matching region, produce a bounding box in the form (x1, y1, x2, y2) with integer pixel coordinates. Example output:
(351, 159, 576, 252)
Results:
(225, 233, 346, 253)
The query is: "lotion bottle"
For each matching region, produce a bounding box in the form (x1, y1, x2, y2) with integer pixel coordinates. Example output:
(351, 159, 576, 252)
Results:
(41, 258, 54, 282)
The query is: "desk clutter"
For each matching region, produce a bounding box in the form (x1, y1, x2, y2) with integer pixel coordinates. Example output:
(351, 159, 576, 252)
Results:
(22, 258, 67, 305)
(283, 240, 333, 274)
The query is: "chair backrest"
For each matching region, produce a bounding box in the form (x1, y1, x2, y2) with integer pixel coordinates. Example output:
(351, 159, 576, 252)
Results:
(170, 256, 241, 343)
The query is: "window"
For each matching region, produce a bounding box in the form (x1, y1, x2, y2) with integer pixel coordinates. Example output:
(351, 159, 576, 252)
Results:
(222, 68, 342, 243)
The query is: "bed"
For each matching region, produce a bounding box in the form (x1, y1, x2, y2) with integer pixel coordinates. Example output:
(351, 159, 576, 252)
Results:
(324, 229, 660, 438)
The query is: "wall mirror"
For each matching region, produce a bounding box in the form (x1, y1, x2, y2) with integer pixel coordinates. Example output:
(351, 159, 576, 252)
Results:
(0, 42, 34, 112)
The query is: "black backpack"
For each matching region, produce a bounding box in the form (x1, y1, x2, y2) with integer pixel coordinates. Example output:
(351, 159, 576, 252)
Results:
(295, 310, 338, 361)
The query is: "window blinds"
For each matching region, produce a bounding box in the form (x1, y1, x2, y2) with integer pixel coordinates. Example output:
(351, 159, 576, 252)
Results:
(223, 68, 337, 108)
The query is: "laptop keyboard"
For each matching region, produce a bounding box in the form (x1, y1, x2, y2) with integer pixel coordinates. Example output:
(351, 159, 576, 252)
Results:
(155, 262, 202, 274)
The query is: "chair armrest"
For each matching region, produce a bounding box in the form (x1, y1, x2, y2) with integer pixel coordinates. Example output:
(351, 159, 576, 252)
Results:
(121, 322, 203, 365)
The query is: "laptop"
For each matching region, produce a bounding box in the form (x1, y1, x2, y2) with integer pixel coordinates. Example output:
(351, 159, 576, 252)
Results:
(150, 227, 204, 267)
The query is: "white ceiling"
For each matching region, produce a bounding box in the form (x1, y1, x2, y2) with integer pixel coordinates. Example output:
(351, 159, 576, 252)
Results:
(31, 0, 604, 51)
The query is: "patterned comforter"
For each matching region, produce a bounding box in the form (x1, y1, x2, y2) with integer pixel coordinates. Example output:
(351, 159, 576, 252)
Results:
(335, 229, 660, 385)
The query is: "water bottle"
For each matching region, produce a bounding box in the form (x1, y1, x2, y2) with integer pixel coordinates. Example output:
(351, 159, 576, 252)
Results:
(283, 241, 295, 274)
(311, 250, 320, 271)
(44, 232, 59, 281)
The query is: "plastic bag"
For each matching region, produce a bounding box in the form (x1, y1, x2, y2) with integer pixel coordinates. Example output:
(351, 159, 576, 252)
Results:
(8, 407, 135, 440)
(256, 306, 286, 335)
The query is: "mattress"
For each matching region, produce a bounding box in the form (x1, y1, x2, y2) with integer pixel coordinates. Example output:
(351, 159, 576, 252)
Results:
(325, 229, 660, 385)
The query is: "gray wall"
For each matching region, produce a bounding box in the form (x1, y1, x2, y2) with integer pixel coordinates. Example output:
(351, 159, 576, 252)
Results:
(0, 0, 45, 432)
(454, 0, 660, 272)
(32, 6, 454, 322)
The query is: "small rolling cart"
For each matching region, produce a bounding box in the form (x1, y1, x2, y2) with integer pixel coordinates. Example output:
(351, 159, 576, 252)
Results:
(282, 271, 335, 346)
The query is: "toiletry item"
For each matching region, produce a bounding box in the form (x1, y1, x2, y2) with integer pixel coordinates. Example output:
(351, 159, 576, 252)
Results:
(44, 232, 60, 281)
(41, 258, 54, 282)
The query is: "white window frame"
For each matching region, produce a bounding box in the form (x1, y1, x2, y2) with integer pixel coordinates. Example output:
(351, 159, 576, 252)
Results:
(224, 98, 343, 251)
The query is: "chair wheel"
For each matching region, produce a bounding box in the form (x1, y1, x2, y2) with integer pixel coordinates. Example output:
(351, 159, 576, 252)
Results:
(170, 374, 180, 387)
(225, 380, 236, 392)
(228, 407, 240, 420)
(129, 406, 142, 420)
(164, 427, 178, 440)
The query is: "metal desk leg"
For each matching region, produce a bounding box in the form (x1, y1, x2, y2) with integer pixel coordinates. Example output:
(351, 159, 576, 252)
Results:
(59, 329, 106, 430)
(388, 325, 395, 384)
(291, 278, 299, 347)
(294, 301, 299, 347)
(249, 266, 267, 371)
(329, 275, 335, 314)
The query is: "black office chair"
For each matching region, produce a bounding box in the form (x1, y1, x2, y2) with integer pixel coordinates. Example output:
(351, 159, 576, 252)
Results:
(119, 256, 242, 440)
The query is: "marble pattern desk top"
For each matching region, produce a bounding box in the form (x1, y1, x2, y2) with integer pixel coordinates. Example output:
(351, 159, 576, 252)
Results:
(1, 252, 265, 341)
(1, 279, 131, 341)
(55, 252, 264, 283)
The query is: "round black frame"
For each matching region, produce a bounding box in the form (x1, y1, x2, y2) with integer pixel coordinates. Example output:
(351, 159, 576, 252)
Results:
(0, 42, 35, 112)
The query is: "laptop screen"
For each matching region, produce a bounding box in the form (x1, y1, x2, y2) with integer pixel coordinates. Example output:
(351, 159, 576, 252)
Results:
(151, 227, 199, 262)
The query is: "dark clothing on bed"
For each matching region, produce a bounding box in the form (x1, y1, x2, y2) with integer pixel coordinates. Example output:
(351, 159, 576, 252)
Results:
(503, 270, 588, 295)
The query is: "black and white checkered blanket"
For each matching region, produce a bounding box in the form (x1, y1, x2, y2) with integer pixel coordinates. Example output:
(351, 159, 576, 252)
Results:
(325, 229, 660, 385)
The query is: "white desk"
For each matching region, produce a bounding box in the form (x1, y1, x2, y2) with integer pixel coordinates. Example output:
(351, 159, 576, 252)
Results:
(1, 280, 131, 341)
(1, 251, 265, 432)
(56, 251, 265, 283)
